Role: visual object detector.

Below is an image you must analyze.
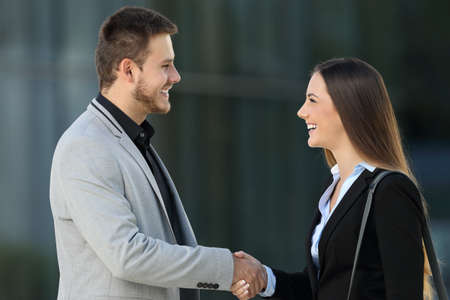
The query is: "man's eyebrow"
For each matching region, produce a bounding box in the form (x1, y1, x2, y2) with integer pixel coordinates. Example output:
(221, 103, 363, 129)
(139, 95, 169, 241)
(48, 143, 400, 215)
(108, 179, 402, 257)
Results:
(161, 58, 174, 63)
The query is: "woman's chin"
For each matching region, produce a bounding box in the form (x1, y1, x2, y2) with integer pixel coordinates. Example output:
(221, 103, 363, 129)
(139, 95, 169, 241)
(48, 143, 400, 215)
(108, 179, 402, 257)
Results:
(307, 138, 319, 148)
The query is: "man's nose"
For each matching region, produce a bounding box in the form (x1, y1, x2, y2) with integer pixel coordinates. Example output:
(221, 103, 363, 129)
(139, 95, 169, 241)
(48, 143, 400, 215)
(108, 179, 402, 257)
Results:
(170, 66, 181, 84)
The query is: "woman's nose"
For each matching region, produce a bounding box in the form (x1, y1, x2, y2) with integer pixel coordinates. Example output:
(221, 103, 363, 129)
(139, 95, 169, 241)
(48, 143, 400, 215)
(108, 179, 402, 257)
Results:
(297, 104, 308, 119)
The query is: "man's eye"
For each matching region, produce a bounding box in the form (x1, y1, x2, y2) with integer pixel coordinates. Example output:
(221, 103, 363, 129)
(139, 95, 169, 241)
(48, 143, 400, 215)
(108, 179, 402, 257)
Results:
(162, 64, 169, 68)
(309, 98, 317, 103)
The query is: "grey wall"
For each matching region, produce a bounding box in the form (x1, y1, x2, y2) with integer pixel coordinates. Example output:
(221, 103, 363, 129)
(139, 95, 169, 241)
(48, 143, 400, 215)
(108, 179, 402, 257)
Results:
(0, 0, 449, 299)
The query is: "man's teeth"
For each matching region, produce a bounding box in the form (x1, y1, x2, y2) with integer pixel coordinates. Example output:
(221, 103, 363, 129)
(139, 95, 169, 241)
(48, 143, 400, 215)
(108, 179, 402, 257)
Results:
(307, 124, 317, 130)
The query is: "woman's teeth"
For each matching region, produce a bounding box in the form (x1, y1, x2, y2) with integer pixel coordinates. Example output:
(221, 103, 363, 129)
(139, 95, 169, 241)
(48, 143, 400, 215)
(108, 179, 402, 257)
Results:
(307, 124, 317, 131)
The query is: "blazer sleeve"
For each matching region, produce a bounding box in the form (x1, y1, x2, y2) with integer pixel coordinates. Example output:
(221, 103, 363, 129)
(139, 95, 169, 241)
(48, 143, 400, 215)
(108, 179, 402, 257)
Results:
(268, 267, 312, 300)
(372, 173, 424, 300)
(53, 136, 234, 290)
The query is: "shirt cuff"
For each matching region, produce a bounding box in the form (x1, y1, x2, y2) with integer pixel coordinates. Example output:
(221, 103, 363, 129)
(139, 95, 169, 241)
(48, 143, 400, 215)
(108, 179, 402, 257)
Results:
(259, 265, 276, 297)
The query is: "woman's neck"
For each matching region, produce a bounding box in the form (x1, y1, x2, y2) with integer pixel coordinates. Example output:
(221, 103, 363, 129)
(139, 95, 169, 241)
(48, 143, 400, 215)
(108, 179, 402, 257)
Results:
(331, 144, 368, 181)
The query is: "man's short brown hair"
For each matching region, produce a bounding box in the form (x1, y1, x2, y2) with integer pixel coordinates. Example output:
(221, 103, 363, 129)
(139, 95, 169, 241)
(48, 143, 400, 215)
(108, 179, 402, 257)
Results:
(95, 6, 177, 90)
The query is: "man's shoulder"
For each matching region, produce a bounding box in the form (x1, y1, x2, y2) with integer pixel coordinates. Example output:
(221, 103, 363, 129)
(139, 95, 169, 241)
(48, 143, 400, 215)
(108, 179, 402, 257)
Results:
(55, 109, 117, 157)
(65, 106, 116, 138)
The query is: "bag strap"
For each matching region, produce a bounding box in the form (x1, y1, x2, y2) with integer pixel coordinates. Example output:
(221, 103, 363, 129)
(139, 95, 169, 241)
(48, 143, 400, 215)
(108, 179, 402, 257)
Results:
(419, 192, 448, 300)
(346, 170, 391, 300)
(346, 170, 448, 300)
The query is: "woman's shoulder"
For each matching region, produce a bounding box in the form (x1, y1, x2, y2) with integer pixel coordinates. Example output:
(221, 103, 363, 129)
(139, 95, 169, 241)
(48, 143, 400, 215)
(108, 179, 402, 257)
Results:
(374, 169, 418, 192)
(372, 168, 423, 213)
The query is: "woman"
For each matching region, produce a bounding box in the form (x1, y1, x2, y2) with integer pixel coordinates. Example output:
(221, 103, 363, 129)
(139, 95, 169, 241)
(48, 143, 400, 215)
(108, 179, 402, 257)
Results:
(232, 58, 431, 300)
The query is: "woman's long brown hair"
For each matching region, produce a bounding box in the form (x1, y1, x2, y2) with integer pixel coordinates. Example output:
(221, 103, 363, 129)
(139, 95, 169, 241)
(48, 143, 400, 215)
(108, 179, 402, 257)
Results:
(313, 57, 431, 299)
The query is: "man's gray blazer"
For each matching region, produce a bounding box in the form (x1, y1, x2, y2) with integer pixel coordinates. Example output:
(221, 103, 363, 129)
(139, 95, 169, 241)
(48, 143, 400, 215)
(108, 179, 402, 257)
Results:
(50, 99, 234, 300)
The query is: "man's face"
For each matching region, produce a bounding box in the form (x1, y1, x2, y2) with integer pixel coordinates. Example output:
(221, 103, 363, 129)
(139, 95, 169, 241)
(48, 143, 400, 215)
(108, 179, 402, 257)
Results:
(132, 34, 181, 114)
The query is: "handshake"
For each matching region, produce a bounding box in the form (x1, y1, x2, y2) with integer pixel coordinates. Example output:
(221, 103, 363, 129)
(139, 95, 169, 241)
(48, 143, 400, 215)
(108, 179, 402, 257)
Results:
(231, 251, 268, 300)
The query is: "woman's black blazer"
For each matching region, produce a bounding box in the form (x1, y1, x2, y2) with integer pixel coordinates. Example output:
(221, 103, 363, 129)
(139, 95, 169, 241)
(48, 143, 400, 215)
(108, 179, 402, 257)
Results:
(271, 169, 425, 300)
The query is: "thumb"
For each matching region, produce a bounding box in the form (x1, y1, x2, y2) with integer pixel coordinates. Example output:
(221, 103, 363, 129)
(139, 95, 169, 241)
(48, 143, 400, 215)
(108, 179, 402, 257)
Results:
(233, 251, 246, 258)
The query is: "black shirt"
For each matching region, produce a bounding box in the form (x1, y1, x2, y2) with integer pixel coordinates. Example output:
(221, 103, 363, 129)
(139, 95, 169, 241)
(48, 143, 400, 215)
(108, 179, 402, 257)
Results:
(95, 93, 182, 244)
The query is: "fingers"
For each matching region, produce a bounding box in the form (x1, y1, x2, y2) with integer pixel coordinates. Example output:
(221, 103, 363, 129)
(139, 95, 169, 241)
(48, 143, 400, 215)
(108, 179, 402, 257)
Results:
(254, 264, 267, 295)
(232, 279, 261, 299)
(246, 264, 267, 297)
(231, 280, 250, 299)
(236, 290, 249, 300)
(231, 280, 246, 292)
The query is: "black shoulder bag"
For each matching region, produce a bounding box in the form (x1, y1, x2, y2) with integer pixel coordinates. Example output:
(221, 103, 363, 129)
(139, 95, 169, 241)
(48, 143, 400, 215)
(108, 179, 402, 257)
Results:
(346, 171, 448, 300)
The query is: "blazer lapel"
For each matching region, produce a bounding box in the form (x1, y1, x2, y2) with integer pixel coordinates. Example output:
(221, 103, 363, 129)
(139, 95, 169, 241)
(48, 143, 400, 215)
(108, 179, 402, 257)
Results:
(306, 209, 321, 295)
(88, 100, 175, 239)
(305, 174, 334, 295)
(148, 145, 197, 247)
(317, 169, 379, 273)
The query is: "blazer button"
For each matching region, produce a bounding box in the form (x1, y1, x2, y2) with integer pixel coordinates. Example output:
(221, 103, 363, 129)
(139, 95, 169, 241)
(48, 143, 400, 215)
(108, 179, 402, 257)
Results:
(213, 283, 219, 289)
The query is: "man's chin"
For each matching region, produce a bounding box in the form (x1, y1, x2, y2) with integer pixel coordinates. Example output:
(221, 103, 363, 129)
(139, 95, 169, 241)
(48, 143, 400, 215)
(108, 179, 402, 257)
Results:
(149, 103, 171, 114)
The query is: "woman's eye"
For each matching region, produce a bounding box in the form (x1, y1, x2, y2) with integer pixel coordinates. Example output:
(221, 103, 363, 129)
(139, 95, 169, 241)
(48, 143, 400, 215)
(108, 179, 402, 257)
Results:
(309, 98, 317, 103)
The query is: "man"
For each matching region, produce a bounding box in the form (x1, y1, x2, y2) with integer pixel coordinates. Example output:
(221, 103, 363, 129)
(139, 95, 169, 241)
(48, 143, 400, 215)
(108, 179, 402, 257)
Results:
(49, 6, 265, 300)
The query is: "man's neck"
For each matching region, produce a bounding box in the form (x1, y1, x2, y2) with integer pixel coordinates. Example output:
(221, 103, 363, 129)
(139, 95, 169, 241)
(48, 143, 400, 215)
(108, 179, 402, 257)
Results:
(101, 87, 147, 125)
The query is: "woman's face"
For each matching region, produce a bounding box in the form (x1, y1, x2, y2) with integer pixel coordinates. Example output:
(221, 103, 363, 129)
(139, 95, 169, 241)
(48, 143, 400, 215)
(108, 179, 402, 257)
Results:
(298, 72, 346, 150)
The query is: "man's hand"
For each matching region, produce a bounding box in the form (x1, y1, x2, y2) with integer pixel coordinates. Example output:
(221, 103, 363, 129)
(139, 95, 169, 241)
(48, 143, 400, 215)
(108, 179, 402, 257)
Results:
(232, 251, 267, 300)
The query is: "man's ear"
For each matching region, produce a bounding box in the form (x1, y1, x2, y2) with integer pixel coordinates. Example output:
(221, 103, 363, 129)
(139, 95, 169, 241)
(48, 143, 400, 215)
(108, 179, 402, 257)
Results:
(117, 58, 135, 83)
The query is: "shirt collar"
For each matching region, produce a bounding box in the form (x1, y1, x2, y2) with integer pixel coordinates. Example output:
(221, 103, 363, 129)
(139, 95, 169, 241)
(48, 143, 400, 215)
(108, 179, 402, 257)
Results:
(330, 161, 376, 178)
(318, 161, 376, 218)
(96, 92, 155, 143)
